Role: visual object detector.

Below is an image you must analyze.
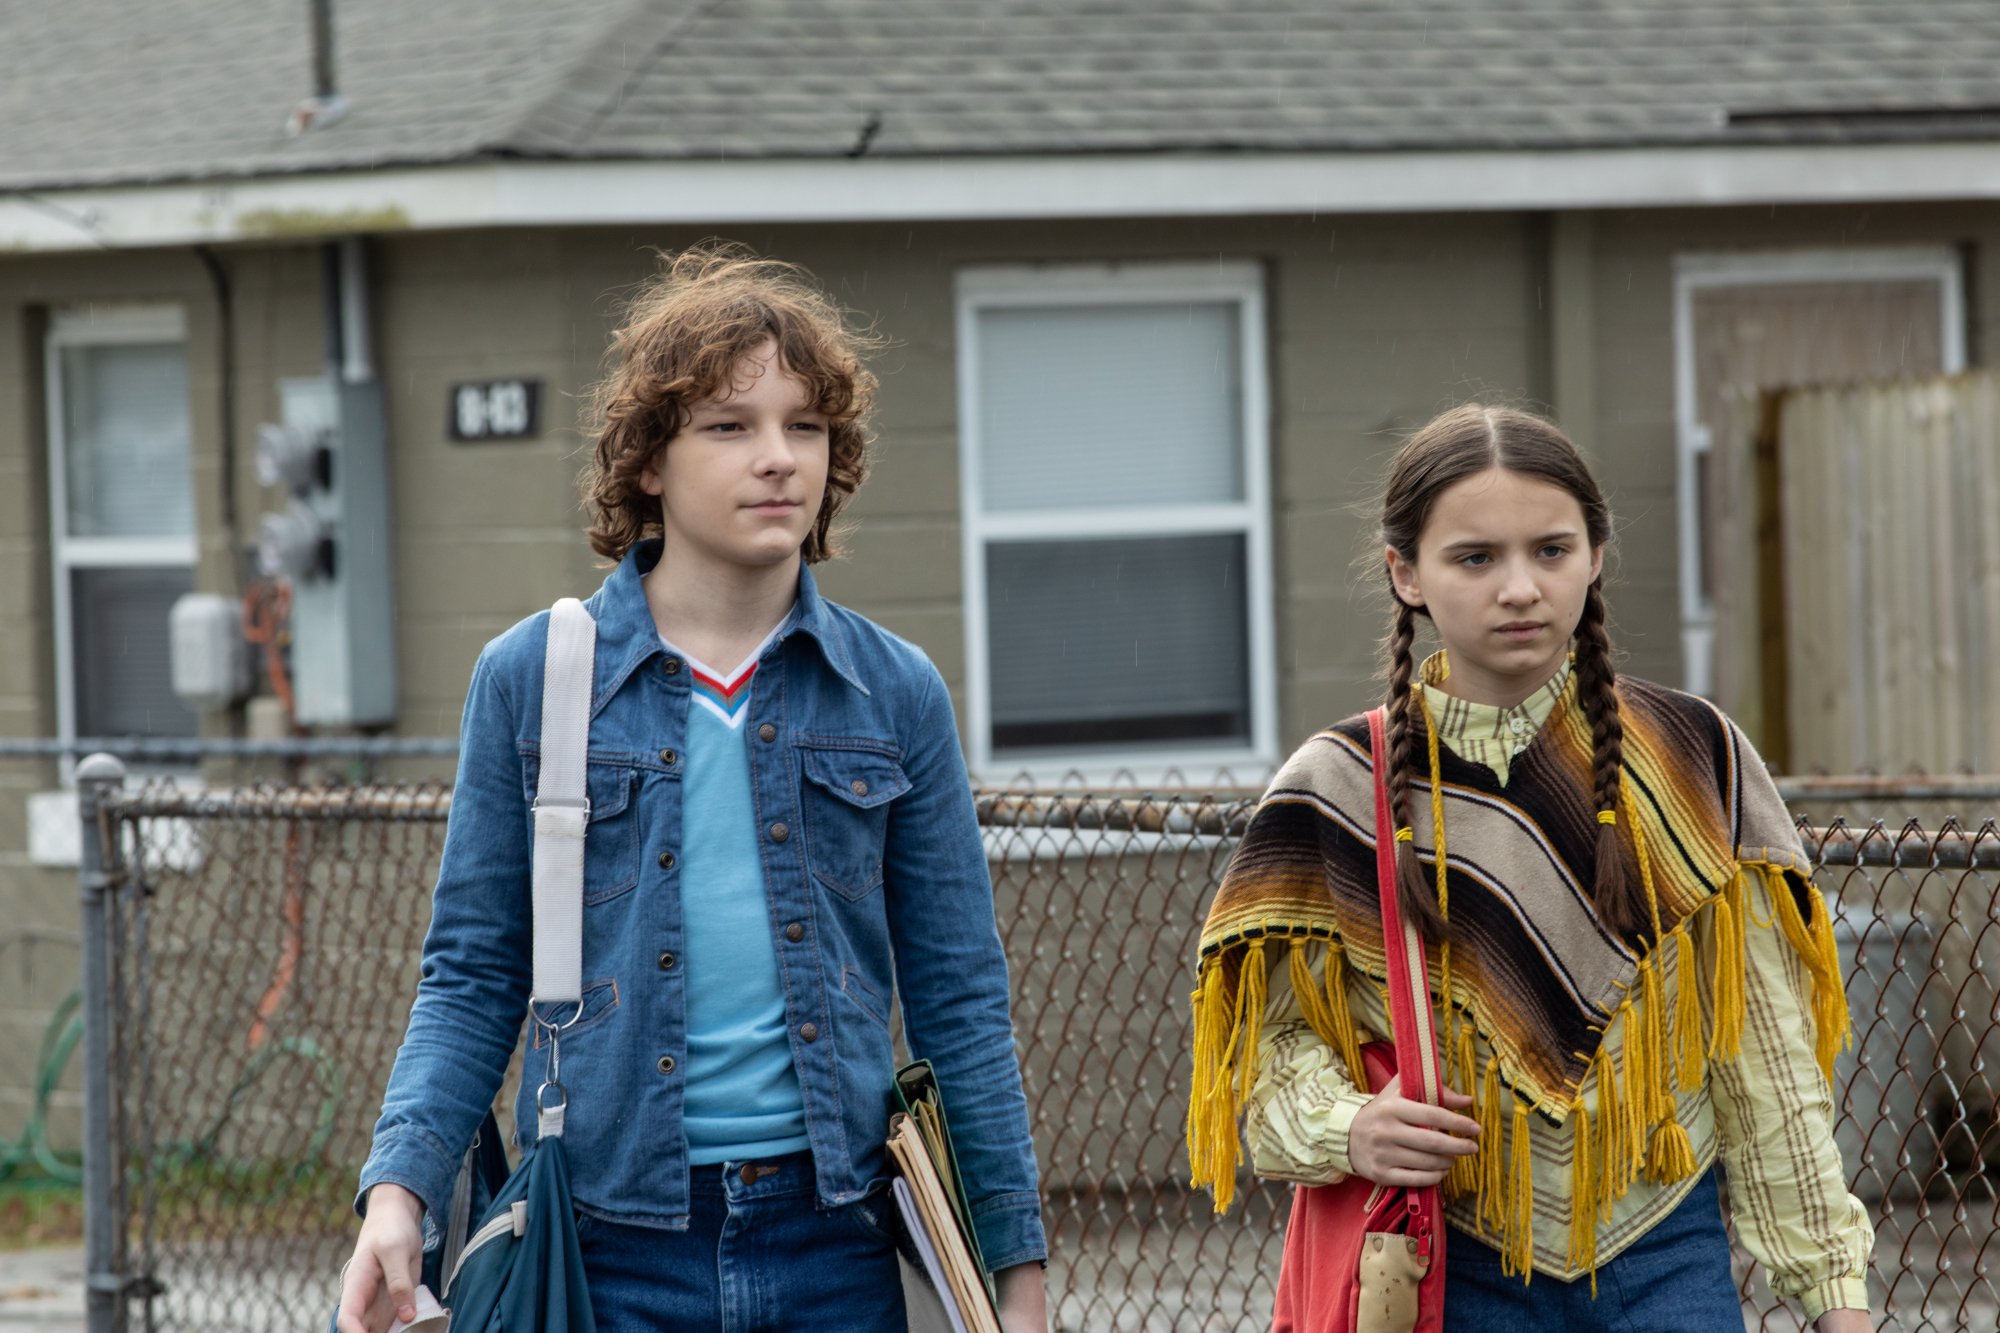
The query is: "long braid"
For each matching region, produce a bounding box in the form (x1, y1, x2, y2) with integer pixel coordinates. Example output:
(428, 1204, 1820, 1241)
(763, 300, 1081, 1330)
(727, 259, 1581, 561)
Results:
(1572, 581, 1643, 937)
(1385, 599, 1448, 942)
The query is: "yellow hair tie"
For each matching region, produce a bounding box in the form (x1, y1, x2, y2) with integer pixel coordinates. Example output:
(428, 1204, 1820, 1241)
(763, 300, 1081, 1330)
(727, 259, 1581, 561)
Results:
(1395, 827, 1416, 843)
(1597, 810, 1618, 826)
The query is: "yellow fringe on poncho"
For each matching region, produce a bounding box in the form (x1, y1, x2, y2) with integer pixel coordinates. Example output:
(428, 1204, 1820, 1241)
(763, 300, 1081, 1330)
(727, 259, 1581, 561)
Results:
(1185, 675, 1849, 1285)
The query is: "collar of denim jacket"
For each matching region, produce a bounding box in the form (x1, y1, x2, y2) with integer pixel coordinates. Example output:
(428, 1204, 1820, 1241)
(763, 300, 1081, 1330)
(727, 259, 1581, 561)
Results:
(585, 539, 870, 705)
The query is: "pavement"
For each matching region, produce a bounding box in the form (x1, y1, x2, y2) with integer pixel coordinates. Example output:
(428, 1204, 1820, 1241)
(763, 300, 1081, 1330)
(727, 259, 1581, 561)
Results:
(0, 1247, 81, 1332)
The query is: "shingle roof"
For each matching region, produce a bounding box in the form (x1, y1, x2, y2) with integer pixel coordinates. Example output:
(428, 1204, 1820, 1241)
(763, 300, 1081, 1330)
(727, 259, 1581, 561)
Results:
(0, 0, 622, 189)
(7, 1, 2000, 191)
(553, 0, 2000, 160)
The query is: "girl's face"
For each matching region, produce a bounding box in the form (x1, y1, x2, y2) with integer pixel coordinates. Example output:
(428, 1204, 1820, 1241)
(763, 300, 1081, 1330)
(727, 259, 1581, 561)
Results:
(1385, 466, 1604, 708)
(640, 339, 830, 579)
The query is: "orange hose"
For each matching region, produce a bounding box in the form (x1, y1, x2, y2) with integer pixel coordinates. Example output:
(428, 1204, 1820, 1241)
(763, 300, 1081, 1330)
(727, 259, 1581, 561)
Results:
(246, 821, 306, 1054)
(241, 579, 296, 722)
(241, 579, 304, 1052)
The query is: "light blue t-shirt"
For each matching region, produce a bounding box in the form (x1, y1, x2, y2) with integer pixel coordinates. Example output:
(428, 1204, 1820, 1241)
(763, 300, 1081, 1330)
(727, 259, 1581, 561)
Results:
(663, 617, 810, 1164)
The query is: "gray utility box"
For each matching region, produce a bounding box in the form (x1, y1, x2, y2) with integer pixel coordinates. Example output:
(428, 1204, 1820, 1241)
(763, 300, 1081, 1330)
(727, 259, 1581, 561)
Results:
(278, 375, 397, 727)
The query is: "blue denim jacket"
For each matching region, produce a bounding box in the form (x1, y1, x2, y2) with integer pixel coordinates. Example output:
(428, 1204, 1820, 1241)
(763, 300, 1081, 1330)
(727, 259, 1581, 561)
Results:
(358, 541, 1046, 1270)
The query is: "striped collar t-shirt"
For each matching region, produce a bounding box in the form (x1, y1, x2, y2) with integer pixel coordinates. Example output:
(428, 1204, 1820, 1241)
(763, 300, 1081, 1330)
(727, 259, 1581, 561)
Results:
(664, 611, 796, 732)
(658, 604, 807, 1165)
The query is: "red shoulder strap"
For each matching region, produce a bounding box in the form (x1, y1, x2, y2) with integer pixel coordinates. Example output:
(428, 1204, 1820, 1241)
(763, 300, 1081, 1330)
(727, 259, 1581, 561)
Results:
(1368, 706, 1443, 1107)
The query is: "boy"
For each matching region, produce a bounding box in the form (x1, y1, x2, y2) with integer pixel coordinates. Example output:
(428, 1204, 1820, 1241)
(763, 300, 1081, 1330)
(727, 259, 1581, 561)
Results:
(340, 245, 1048, 1332)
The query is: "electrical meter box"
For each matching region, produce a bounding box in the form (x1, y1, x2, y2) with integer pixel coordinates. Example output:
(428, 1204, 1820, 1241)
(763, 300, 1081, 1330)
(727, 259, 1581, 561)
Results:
(270, 375, 398, 727)
(168, 592, 251, 709)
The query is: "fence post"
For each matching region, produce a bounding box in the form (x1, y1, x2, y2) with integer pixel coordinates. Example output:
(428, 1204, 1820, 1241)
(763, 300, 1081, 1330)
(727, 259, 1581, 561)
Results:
(77, 753, 127, 1333)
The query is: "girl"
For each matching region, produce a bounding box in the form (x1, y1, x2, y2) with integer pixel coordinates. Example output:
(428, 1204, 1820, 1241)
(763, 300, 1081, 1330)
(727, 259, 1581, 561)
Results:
(338, 246, 1048, 1332)
(1188, 405, 1872, 1330)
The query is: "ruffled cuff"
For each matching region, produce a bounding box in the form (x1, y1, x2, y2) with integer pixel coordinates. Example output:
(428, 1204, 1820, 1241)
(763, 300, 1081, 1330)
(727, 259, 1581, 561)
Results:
(1248, 1081, 1372, 1184)
(1798, 1273, 1870, 1323)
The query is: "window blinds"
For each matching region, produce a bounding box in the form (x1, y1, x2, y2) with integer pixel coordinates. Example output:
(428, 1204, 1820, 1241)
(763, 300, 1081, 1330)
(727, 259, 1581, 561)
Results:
(60, 341, 196, 540)
(986, 534, 1249, 749)
(975, 303, 1242, 513)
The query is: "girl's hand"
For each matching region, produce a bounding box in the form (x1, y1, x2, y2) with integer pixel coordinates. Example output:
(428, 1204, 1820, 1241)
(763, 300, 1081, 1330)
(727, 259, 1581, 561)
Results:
(993, 1260, 1049, 1333)
(1813, 1310, 1872, 1332)
(1347, 1073, 1480, 1188)
(336, 1183, 426, 1333)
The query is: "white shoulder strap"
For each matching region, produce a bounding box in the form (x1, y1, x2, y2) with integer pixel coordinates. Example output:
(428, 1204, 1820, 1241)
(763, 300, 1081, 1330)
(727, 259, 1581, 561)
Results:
(531, 597, 595, 1008)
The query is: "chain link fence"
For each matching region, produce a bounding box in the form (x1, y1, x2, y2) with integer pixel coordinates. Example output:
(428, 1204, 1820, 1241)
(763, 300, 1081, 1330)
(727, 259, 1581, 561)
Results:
(76, 771, 2000, 1331)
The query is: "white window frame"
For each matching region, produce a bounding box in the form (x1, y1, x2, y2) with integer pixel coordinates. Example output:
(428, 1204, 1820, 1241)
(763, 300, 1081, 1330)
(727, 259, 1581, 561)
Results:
(1670, 246, 1965, 696)
(44, 304, 198, 759)
(955, 261, 1278, 784)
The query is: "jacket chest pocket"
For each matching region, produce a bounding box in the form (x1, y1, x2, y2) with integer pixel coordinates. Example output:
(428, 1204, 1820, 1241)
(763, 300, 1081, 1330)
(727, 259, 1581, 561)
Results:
(520, 750, 643, 905)
(798, 744, 911, 902)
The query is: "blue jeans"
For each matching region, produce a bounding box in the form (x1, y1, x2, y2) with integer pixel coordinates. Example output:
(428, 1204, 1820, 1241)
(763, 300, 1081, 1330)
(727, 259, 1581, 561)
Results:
(1444, 1168, 1741, 1331)
(576, 1150, 905, 1332)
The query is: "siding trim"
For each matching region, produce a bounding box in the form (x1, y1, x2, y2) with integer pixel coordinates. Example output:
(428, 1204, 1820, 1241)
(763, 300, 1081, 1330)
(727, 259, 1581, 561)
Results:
(10, 143, 2000, 251)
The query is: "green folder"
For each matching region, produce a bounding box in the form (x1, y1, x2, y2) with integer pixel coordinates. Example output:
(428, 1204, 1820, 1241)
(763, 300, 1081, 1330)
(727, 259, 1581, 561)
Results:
(893, 1060, 995, 1302)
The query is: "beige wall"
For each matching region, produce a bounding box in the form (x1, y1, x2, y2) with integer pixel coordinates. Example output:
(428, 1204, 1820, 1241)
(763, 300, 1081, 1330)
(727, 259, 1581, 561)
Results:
(736, 213, 1549, 743)
(82, 214, 1550, 766)
(0, 247, 253, 1143)
(1, 202, 1992, 1147)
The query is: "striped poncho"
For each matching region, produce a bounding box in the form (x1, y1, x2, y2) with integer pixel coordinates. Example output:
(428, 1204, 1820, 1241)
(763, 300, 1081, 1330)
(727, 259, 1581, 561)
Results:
(1188, 675, 1849, 1275)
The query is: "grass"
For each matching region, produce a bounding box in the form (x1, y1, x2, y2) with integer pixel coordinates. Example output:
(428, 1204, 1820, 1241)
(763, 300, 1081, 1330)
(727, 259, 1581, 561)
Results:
(0, 1175, 84, 1250)
(136, 1155, 356, 1243)
(0, 1156, 359, 1251)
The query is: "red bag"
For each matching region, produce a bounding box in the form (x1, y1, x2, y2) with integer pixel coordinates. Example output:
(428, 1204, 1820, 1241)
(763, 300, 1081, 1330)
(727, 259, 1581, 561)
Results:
(1269, 707, 1446, 1333)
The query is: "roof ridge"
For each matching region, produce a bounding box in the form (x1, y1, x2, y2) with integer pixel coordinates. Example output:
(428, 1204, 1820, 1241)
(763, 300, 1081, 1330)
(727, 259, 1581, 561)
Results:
(488, 0, 727, 157)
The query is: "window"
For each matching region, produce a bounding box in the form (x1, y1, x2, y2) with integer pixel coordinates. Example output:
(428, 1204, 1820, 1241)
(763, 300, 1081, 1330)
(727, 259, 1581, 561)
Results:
(956, 263, 1276, 780)
(46, 306, 198, 745)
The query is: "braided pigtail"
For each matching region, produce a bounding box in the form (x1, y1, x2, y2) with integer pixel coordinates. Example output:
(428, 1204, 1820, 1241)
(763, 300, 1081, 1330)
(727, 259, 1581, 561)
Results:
(1572, 581, 1644, 938)
(1380, 403, 1623, 938)
(1385, 600, 1449, 943)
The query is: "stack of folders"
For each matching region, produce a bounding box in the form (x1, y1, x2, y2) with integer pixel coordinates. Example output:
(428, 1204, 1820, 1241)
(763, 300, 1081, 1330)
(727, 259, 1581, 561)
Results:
(887, 1061, 1001, 1333)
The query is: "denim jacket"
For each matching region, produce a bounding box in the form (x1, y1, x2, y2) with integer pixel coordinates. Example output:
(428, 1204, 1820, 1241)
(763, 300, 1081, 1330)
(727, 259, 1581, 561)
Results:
(358, 541, 1047, 1271)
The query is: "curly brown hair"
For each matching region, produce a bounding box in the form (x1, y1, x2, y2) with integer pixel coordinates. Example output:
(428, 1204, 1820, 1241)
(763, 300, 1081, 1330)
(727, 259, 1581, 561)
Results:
(580, 242, 884, 564)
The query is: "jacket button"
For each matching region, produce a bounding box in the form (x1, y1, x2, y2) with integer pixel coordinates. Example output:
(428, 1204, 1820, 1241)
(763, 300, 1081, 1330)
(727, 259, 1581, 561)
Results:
(758, 723, 777, 742)
(658, 851, 675, 869)
(850, 779, 869, 797)
(659, 748, 677, 765)
(663, 658, 682, 676)
(784, 922, 804, 943)
(769, 822, 790, 843)
(799, 1023, 818, 1043)
(657, 1055, 676, 1074)
(658, 951, 676, 971)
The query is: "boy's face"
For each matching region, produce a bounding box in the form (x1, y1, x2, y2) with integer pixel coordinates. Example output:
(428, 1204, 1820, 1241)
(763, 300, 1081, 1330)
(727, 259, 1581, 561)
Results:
(641, 339, 830, 577)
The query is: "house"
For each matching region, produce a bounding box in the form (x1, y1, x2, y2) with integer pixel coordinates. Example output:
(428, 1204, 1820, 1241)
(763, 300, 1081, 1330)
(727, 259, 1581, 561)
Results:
(3, 0, 1996, 1135)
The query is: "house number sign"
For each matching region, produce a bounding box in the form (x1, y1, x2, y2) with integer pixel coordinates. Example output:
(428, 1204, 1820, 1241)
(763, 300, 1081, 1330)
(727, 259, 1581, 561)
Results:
(449, 379, 542, 441)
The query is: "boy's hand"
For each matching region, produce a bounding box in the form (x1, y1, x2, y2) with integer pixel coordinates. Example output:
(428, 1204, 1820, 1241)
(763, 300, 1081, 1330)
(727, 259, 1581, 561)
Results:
(994, 1260, 1049, 1333)
(1347, 1073, 1480, 1188)
(336, 1183, 425, 1333)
